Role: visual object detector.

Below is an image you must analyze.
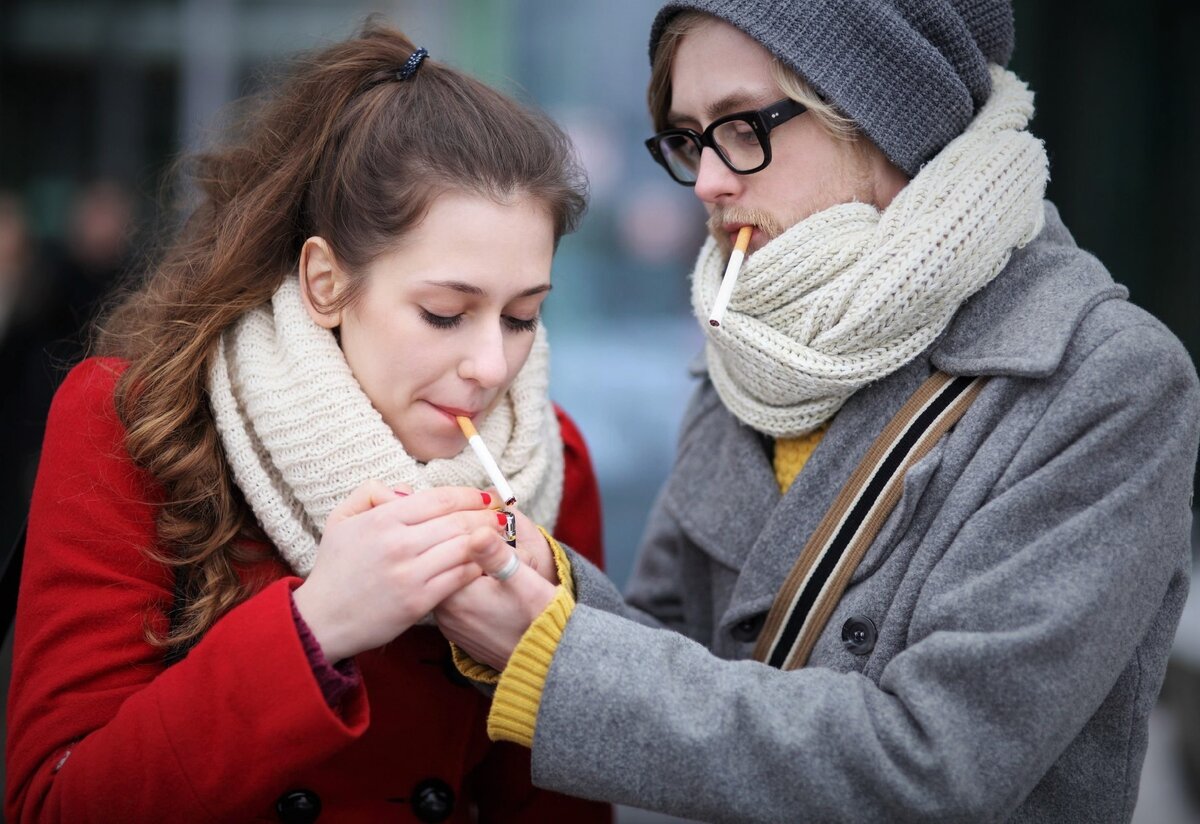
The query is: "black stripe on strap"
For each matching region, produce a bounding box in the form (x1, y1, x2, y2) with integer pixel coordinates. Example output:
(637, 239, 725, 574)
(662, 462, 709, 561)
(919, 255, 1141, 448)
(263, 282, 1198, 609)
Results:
(766, 375, 977, 668)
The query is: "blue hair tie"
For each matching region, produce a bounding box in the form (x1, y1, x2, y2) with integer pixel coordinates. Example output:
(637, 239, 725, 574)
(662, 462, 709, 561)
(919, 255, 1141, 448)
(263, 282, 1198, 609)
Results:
(397, 48, 428, 81)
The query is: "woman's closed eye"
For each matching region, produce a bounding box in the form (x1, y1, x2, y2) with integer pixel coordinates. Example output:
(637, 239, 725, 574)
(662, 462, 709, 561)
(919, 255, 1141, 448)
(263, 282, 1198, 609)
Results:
(420, 308, 538, 333)
(503, 315, 539, 333)
(420, 308, 463, 330)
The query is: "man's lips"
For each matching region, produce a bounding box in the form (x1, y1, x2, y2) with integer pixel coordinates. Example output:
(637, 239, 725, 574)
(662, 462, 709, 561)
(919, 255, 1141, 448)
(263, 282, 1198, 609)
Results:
(721, 222, 760, 249)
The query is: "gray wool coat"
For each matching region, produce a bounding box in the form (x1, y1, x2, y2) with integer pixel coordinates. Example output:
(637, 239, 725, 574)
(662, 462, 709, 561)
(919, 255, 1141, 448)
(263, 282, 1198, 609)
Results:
(532, 202, 1200, 823)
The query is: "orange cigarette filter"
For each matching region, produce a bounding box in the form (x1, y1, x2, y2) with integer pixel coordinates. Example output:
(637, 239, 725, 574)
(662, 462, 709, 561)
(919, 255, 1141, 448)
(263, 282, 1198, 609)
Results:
(457, 415, 479, 440)
(734, 224, 751, 253)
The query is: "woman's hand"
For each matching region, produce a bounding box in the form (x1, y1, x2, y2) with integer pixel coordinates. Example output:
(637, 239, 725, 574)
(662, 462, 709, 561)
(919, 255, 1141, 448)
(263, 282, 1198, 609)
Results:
(292, 481, 502, 662)
(435, 535, 559, 670)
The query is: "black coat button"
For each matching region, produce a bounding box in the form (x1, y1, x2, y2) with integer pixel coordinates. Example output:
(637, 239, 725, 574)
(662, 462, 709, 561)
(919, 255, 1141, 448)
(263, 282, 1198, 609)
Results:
(276, 789, 321, 823)
(411, 778, 455, 822)
(730, 613, 766, 643)
(841, 616, 877, 655)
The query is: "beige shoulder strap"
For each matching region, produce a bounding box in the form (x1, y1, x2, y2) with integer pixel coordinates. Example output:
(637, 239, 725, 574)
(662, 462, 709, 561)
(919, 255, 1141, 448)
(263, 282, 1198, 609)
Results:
(753, 372, 988, 670)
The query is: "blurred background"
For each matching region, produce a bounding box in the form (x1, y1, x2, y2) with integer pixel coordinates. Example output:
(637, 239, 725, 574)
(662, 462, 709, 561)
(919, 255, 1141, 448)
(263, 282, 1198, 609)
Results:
(0, 1, 1197, 821)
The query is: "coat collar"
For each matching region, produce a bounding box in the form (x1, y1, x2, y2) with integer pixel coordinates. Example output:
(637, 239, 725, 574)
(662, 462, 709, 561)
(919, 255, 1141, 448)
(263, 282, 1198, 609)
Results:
(930, 201, 1127, 378)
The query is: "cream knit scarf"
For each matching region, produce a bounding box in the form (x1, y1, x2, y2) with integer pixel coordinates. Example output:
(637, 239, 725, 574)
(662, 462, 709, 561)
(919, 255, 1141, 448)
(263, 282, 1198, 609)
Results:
(208, 276, 563, 576)
(692, 67, 1049, 438)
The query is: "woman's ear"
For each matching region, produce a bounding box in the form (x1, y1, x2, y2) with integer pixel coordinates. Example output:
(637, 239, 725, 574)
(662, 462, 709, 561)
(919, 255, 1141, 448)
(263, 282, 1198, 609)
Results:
(299, 237, 345, 329)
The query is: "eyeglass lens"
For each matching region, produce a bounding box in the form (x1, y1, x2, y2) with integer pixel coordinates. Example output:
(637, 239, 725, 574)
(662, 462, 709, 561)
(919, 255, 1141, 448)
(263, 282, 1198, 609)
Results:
(657, 119, 765, 183)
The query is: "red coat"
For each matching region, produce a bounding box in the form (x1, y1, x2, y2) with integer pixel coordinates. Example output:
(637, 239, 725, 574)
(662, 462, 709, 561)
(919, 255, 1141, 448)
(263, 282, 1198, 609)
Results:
(6, 358, 610, 823)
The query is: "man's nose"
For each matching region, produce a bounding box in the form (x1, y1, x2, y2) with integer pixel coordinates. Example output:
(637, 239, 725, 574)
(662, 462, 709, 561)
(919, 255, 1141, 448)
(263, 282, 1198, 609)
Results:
(692, 147, 740, 204)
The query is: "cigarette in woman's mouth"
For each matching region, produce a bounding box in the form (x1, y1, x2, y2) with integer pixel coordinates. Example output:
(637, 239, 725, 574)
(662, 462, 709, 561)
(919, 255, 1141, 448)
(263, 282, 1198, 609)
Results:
(456, 416, 517, 507)
(708, 225, 752, 328)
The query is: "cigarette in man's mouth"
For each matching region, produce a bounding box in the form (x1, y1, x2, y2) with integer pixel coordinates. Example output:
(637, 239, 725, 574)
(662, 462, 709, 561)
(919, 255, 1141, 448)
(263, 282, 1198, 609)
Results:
(708, 225, 753, 328)
(456, 416, 517, 507)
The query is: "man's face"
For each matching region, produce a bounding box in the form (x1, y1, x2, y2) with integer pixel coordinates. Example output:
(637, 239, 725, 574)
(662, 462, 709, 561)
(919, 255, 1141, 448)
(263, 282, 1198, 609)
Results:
(668, 17, 905, 256)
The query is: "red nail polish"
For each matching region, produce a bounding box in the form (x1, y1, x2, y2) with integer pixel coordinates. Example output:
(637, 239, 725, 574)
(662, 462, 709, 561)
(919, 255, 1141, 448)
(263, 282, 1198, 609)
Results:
(496, 512, 508, 527)
(481, 492, 492, 506)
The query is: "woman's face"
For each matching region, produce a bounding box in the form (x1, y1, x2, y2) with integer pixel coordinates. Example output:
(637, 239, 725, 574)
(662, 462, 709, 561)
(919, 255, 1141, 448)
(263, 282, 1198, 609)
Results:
(300, 191, 555, 462)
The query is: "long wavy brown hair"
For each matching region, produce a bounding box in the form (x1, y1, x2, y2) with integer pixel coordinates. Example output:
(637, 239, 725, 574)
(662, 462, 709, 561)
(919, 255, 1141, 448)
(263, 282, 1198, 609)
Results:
(96, 22, 587, 657)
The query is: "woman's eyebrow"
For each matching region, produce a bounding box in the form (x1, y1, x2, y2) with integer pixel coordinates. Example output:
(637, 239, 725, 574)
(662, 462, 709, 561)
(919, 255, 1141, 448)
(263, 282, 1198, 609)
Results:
(422, 280, 552, 298)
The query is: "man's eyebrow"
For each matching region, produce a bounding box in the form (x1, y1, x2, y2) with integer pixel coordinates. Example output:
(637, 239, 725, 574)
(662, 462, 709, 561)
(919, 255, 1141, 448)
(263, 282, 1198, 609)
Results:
(422, 280, 552, 298)
(667, 90, 770, 126)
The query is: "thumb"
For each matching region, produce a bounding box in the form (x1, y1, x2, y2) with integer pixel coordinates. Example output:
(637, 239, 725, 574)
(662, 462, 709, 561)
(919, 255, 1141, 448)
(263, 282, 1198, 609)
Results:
(472, 532, 525, 582)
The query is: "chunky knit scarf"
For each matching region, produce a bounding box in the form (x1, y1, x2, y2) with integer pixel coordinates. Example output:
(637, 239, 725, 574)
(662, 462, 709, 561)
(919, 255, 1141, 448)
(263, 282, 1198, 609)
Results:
(692, 67, 1049, 438)
(208, 276, 563, 576)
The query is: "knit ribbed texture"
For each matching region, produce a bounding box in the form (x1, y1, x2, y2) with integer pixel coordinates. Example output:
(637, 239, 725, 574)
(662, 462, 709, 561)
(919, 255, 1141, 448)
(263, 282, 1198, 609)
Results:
(773, 426, 827, 492)
(693, 67, 1047, 438)
(649, 0, 1015, 175)
(289, 592, 360, 708)
(450, 528, 576, 684)
(487, 585, 576, 748)
(207, 276, 564, 576)
(544, 527, 576, 600)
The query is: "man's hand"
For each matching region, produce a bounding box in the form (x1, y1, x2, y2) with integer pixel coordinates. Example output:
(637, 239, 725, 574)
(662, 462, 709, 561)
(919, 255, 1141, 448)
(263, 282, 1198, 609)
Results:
(435, 535, 559, 670)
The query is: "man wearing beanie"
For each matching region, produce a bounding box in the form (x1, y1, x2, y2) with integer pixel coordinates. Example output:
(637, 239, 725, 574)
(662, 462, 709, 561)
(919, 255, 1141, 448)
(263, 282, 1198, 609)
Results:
(438, 1, 1200, 820)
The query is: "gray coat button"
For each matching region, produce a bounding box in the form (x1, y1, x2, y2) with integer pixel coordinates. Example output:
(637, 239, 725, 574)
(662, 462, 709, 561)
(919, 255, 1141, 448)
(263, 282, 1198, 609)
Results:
(731, 613, 766, 643)
(841, 616, 877, 655)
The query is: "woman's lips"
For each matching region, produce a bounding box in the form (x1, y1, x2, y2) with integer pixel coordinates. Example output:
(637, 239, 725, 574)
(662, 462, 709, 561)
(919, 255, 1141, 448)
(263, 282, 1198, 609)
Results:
(428, 402, 480, 423)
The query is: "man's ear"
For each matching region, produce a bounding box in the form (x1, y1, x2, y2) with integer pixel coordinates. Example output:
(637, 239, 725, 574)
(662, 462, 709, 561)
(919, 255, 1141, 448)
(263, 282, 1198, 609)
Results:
(299, 236, 346, 329)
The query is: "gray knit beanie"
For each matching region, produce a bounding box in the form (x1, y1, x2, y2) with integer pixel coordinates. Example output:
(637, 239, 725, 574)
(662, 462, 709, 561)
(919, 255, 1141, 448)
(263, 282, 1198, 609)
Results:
(648, 0, 1015, 176)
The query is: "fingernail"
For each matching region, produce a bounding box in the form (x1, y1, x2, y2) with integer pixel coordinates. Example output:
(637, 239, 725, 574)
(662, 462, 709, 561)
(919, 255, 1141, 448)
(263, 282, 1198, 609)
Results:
(481, 492, 492, 506)
(496, 512, 508, 527)
(394, 489, 409, 497)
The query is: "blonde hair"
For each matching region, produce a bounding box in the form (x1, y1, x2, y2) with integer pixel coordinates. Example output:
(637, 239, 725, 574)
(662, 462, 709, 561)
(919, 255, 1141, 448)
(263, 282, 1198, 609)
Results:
(648, 11, 862, 146)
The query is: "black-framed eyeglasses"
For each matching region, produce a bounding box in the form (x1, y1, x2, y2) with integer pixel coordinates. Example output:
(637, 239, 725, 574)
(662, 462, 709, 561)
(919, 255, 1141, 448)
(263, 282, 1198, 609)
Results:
(645, 98, 807, 186)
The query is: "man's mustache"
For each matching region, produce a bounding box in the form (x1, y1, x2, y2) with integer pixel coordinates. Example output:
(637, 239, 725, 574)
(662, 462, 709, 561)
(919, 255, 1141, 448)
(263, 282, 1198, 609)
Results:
(707, 208, 784, 250)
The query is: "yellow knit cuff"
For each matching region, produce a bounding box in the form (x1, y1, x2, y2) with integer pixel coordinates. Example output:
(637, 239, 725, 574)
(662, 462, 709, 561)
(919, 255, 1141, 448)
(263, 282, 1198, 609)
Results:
(450, 641, 500, 685)
(487, 584, 576, 748)
(540, 527, 576, 599)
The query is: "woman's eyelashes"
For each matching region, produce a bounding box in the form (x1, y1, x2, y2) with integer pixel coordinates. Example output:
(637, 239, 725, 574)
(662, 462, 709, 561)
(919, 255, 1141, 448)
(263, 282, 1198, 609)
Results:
(420, 308, 462, 329)
(503, 314, 539, 333)
(419, 308, 539, 333)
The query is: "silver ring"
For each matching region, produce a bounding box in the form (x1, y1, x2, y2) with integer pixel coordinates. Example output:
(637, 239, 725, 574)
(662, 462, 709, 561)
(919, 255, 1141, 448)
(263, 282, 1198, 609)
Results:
(490, 549, 522, 582)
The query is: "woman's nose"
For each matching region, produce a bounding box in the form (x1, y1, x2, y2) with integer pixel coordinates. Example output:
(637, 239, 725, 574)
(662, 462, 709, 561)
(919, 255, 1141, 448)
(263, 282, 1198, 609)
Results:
(458, 324, 509, 388)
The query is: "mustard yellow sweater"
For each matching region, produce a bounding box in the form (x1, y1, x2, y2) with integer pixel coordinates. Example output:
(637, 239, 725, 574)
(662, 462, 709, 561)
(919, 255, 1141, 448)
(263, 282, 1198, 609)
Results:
(462, 431, 827, 747)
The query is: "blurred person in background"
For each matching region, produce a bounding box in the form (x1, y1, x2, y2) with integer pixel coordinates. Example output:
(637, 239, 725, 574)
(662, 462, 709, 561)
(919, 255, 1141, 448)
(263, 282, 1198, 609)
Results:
(5, 23, 609, 823)
(436, 0, 1200, 820)
(0, 192, 45, 555)
(0, 180, 137, 560)
(45, 179, 136, 362)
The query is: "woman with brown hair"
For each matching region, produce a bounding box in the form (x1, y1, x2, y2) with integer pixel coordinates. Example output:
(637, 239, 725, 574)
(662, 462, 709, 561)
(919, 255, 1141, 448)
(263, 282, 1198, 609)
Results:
(5, 23, 608, 823)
